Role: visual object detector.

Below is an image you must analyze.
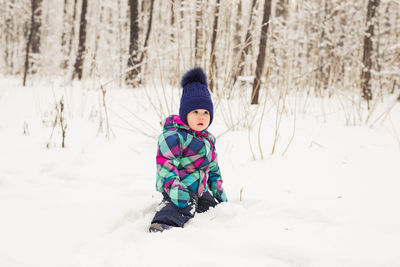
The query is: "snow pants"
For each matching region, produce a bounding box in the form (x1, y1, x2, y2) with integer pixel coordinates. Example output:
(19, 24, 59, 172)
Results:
(151, 191, 219, 227)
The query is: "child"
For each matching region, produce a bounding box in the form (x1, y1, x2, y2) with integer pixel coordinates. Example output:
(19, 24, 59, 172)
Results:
(149, 67, 227, 232)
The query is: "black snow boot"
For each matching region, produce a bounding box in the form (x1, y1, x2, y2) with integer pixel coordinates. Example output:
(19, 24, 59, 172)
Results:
(149, 223, 174, 233)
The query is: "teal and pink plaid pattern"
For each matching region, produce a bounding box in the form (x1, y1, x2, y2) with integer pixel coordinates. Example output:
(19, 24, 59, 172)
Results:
(156, 115, 227, 208)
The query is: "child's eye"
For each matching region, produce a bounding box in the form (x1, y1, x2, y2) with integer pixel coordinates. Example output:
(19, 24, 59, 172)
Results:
(193, 110, 198, 114)
(204, 111, 209, 114)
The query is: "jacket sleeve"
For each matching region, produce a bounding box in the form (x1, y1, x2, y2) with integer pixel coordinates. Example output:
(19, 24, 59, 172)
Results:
(156, 131, 191, 208)
(207, 142, 227, 203)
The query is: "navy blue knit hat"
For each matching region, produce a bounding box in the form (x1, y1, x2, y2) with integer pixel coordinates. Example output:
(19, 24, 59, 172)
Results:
(179, 67, 213, 126)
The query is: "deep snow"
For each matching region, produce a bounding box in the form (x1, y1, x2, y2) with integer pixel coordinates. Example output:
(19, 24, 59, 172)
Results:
(0, 79, 399, 267)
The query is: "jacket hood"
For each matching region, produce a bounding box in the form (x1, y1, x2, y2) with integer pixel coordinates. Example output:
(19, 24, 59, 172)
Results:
(163, 115, 211, 139)
(163, 115, 190, 131)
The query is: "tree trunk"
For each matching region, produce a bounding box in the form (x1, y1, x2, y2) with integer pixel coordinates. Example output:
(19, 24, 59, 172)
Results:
(170, 0, 176, 40)
(361, 0, 380, 107)
(89, 4, 104, 78)
(136, 0, 155, 84)
(138, 0, 155, 67)
(72, 0, 88, 80)
(231, 0, 242, 87)
(209, 0, 220, 92)
(117, 0, 124, 87)
(64, 0, 78, 71)
(23, 0, 42, 86)
(239, 0, 257, 76)
(4, 1, 15, 74)
(180, 0, 185, 30)
(60, 0, 68, 69)
(251, 0, 272, 105)
(30, 0, 41, 55)
(194, 0, 203, 66)
(270, 0, 288, 88)
(126, 0, 139, 86)
(275, 0, 288, 18)
(315, 0, 332, 96)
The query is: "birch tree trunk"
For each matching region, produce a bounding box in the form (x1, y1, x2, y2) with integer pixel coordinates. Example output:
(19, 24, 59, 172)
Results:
(194, 0, 203, 66)
(72, 0, 88, 80)
(209, 0, 220, 92)
(316, 0, 332, 96)
(251, 0, 272, 105)
(239, 0, 257, 76)
(361, 0, 380, 107)
(231, 0, 242, 87)
(4, 0, 15, 74)
(271, 0, 288, 87)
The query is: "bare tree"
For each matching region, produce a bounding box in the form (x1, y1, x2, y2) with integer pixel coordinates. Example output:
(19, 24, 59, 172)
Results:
(270, 0, 288, 87)
(116, 0, 125, 87)
(1, 0, 398, 105)
(4, 0, 15, 74)
(315, 0, 334, 96)
(126, 0, 154, 86)
(89, 3, 105, 78)
(60, 0, 69, 69)
(180, 0, 185, 31)
(251, 0, 272, 105)
(239, 0, 257, 76)
(194, 0, 203, 66)
(230, 0, 242, 87)
(65, 0, 78, 71)
(275, 0, 288, 18)
(138, 0, 155, 72)
(361, 0, 380, 107)
(72, 0, 88, 80)
(209, 0, 220, 92)
(170, 0, 176, 40)
(126, 0, 139, 85)
(23, 0, 42, 86)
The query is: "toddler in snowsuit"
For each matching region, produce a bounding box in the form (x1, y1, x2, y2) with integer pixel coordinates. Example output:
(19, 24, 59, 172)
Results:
(149, 67, 227, 232)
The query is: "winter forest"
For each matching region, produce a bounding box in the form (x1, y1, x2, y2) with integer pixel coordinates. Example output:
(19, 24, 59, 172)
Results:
(1, 0, 400, 266)
(2, 0, 399, 101)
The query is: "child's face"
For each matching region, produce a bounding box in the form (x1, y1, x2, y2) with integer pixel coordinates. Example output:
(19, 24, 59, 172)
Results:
(187, 109, 210, 132)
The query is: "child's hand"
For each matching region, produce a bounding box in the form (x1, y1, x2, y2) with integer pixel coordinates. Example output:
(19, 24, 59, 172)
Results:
(168, 186, 191, 208)
(216, 188, 227, 203)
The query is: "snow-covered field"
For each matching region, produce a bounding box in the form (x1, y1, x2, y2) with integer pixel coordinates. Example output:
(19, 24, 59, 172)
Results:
(0, 79, 399, 267)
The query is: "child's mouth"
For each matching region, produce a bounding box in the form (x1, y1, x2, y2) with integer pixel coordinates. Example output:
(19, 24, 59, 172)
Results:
(198, 123, 204, 126)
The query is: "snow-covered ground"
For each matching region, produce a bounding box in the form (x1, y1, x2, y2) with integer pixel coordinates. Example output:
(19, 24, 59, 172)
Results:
(0, 79, 399, 267)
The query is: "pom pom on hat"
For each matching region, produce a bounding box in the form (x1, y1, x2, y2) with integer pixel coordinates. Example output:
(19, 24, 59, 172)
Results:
(179, 67, 214, 126)
(180, 67, 208, 88)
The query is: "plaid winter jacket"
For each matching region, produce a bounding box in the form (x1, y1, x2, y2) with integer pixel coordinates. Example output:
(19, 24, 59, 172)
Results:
(156, 115, 227, 208)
